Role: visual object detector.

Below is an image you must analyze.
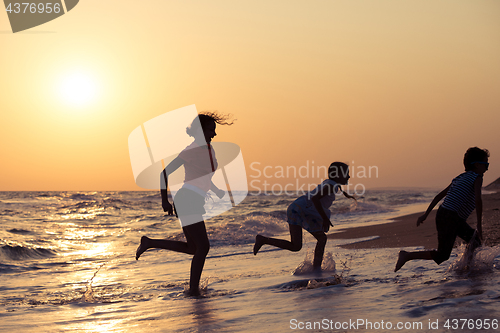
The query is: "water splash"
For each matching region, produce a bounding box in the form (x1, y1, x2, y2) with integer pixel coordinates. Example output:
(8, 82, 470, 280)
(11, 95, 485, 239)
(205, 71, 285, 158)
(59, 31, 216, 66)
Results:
(82, 263, 106, 302)
(180, 277, 237, 298)
(305, 276, 343, 289)
(291, 250, 337, 275)
(275, 252, 348, 291)
(181, 277, 211, 297)
(448, 244, 500, 275)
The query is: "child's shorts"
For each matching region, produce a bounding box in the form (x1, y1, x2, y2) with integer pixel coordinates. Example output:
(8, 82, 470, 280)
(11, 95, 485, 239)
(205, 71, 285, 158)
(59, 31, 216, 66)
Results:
(431, 206, 480, 264)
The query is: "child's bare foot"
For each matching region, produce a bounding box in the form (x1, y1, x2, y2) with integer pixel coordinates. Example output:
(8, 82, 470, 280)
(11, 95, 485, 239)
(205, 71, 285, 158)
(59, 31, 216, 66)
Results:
(394, 250, 408, 272)
(253, 235, 265, 255)
(136, 236, 150, 260)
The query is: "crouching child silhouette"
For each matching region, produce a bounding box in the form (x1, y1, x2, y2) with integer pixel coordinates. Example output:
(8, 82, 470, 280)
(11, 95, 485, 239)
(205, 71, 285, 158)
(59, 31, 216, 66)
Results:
(254, 162, 356, 271)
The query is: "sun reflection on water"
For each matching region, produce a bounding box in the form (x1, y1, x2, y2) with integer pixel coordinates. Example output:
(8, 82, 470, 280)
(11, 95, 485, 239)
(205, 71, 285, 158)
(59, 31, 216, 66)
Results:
(63, 241, 114, 258)
(60, 206, 106, 220)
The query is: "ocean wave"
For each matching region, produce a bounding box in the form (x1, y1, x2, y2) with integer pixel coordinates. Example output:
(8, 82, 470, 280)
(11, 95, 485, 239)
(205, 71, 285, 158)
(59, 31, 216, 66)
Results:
(0, 263, 21, 273)
(164, 213, 289, 247)
(332, 201, 394, 216)
(133, 193, 164, 201)
(60, 201, 100, 210)
(68, 193, 98, 201)
(7, 228, 33, 235)
(0, 245, 57, 261)
(60, 199, 126, 212)
(0, 209, 19, 216)
(102, 198, 133, 210)
(275, 199, 295, 206)
(208, 214, 288, 246)
(35, 193, 64, 201)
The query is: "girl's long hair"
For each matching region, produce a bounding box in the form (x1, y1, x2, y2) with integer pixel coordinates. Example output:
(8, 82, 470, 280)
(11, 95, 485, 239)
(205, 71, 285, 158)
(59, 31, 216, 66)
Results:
(186, 111, 235, 137)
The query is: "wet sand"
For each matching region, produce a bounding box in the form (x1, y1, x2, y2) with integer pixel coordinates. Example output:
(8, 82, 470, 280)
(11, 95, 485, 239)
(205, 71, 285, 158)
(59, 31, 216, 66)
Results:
(328, 191, 500, 249)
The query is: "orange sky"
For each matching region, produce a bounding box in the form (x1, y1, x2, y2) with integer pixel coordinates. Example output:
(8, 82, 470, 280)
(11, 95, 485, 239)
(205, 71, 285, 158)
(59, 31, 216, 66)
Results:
(1, 0, 499, 191)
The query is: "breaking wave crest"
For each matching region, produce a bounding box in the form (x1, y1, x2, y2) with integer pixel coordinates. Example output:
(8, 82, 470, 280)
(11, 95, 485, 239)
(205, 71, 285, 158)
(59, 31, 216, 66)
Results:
(0, 245, 57, 261)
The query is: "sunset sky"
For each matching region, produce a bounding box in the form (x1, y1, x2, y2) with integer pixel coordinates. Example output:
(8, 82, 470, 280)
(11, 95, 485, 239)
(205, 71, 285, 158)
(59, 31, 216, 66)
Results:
(1, 0, 499, 191)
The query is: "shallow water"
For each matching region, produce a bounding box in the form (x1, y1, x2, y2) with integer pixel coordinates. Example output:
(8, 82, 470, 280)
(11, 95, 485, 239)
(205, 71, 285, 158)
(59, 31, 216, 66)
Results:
(1, 190, 499, 332)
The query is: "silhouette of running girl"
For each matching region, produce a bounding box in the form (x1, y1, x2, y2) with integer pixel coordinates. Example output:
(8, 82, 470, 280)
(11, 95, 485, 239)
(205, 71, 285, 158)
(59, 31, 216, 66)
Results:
(136, 112, 233, 296)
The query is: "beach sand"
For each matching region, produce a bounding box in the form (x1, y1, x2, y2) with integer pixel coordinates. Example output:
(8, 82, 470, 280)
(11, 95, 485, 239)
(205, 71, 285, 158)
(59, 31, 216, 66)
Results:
(328, 191, 500, 249)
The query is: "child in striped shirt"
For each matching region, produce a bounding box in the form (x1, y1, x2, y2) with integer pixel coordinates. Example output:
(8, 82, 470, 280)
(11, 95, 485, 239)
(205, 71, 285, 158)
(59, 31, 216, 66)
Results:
(394, 147, 490, 272)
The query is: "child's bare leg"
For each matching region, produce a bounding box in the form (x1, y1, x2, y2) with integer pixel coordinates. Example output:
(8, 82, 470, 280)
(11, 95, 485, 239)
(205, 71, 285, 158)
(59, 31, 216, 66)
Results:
(254, 225, 302, 255)
(311, 231, 327, 270)
(394, 250, 434, 272)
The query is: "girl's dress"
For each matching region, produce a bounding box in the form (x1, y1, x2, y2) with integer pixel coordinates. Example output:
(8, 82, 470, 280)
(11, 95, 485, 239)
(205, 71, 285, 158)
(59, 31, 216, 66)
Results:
(287, 179, 340, 233)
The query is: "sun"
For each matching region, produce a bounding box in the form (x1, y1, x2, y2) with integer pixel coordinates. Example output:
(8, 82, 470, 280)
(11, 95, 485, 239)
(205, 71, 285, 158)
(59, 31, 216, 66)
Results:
(57, 71, 100, 107)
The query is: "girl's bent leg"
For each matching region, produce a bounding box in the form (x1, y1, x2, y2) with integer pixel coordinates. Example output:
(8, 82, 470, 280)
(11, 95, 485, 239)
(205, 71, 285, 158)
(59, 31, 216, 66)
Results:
(254, 224, 302, 255)
(135, 222, 209, 297)
(311, 231, 327, 270)
(136, 235, 195, 260)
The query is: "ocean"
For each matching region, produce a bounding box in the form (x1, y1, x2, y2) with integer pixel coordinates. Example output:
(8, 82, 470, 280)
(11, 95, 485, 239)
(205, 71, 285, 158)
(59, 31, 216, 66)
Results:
(1, 189, 500, 332)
